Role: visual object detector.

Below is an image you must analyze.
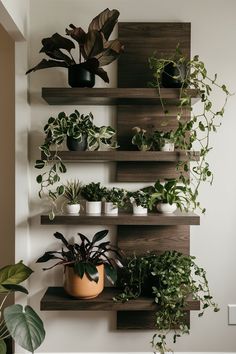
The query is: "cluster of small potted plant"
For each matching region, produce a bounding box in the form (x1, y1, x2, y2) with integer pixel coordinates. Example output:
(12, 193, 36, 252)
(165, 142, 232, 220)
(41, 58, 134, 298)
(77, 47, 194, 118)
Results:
(60, 178, 195, 216)
(132, 126, 176, 152)
(35, 109, 118, 219)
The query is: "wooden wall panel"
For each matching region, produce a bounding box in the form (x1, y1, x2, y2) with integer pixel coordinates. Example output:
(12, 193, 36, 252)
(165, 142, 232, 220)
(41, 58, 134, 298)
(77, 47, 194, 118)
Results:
(116, 22, 192, 330)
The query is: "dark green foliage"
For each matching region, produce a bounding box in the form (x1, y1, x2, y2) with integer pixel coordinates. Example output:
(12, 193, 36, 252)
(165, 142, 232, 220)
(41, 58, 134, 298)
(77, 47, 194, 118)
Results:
(115, 251, 219, 353)
(103, 187, 127, 208)
(148, 46, 231, 213)
(81, 182, 106, 202)
(36, 230, 123, 284)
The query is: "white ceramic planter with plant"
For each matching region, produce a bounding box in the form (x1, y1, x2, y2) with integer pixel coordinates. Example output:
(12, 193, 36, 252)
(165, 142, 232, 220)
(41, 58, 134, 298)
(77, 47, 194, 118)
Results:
(149, 179, 190, 214)
(81, 182, 105, 215)
(156, 202, 177, 214)
(103, 187, 126, 216)
(128, 190, 149, 216)
(160, 139, 175, 152)
(63, 179, 82, 215)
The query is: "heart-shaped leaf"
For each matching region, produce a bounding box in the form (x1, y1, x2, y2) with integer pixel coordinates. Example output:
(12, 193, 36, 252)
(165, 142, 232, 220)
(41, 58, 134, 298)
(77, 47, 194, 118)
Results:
(4, 305, 45, 353)
(0, 340, 6, 354)
(0, 262, 33, 287)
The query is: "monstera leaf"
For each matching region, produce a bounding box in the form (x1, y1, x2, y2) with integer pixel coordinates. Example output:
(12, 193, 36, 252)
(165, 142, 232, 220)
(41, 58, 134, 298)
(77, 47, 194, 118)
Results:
(4, 305, 45, 353)
(0, 340, 6, 354)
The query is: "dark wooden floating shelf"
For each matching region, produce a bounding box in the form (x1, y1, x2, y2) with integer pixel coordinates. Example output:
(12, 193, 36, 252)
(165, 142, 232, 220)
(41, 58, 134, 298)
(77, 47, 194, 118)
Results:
(43, 150, 200, 162)
(41, 287, 200, 312)
(42, 87, 200, 106)
(41, 211, 200, 226)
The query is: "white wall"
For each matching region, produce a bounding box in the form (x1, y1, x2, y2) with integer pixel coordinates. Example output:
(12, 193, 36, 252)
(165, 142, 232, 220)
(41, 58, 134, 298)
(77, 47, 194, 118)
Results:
(0, 0, 28, 39)
(28, 0, 236, 352)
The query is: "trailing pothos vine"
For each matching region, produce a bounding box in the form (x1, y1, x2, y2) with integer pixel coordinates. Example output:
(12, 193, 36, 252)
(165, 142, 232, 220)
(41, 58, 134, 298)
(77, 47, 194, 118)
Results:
(114, 251, 219, 354)
(148, 47, 231, 212)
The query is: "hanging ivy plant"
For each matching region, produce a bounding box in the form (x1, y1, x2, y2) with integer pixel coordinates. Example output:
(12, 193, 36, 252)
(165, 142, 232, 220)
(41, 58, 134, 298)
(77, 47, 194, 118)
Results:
(148, 46, 231, 212)
(114, 251, 219, 354)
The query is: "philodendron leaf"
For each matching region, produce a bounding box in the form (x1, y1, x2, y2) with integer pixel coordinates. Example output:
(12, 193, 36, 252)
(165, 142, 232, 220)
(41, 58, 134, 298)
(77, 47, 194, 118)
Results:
(85, 263, 99, 283)
(4, 305, 45, 353)
(104, 263, 117, 285)
(0, 340, 6, 354)
(1, 284, 28, 294)
(92, 230, 108, 244)
(0, 262, 33, 292)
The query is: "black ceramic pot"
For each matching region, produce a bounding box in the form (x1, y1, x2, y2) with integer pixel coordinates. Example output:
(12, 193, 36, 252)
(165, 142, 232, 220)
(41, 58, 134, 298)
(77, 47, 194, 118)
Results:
(162, 62, 187, 88)
(68, 65, 95, 88)
(66, 135, 87, 151)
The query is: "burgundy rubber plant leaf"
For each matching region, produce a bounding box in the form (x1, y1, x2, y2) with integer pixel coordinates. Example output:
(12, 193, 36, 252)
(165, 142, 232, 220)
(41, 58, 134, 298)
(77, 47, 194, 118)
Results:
(88, 8, 120, 41)
(84, 30, 104, 59)
(26, 59, 68, 74)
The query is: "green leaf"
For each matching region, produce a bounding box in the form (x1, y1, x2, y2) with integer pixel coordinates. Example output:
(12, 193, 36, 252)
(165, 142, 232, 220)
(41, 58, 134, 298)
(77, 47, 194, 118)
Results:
(36, 175, 43, 184)
(74, 263, 85, 278)
(104, 263, 117, 285)
(0, 340, 6, 354)
(85, 263, 99, 283)
(4, 305, 45, 352)
(35, 160, 45, 169)
(92, 230, 108, 244)
(0, 262, 33, 292)
(1, 284, 28, 294)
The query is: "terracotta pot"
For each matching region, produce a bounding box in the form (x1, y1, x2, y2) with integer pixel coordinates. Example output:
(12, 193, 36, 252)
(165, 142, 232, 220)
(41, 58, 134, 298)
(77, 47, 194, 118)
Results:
(64, 264, 104, 299)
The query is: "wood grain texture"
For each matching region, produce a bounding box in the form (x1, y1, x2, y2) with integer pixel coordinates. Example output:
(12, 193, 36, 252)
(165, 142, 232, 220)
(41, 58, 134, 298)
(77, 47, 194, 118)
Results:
(40, 211, 200, 226)
(118, 22, 191, 88)
(42, 150, 199, 162)
(40, 287, 200, 312)
(41, 87, 198, 105)
(117, 311, 190, 330)
(117, 225, 190, 255)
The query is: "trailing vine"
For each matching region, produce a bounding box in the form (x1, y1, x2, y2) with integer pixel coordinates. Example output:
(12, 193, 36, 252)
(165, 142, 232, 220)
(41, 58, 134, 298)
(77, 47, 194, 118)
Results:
(114, 251, 219, 354)
(148, 47, 231, 212)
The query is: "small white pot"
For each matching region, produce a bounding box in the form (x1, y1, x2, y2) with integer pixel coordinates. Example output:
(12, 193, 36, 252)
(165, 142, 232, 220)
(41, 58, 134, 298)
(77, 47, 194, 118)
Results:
(104, 202, 118, 215)
(65, 204, 80, 214)
(86, 201, 102, 214)
(156, 203, 177, 214)
(161, 140, 175, 152)
(133, 203, 148, 215)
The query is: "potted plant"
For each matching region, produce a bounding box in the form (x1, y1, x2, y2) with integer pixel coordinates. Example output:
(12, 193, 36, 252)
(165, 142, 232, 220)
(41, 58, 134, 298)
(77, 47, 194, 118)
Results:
(152, 130, 176, 151)
(103, 187, 126, 215)
(148, 179, 192, 214)
(148, 47, 231, 212)
(131, 126, 152, 151)
(36, 230, 123, 298)
(26, 8, 124, 87)
(81, 182, 106, 214)
(115, 251, 219, 354)
(35, 110, 118, 219)
(127, 190, 150, 215)
(0, 262, 45, 354)
(63, 179, 82, 214)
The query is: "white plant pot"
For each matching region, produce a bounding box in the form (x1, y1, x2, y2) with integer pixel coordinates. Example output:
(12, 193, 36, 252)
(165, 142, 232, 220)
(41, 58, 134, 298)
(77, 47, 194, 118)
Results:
(156, 203, 177, 214)
(104, 202, 118, 215)
(133, 203, 148, 215)
(65, 204, 80, 214)
(161, 140, 175, 152)
(86, 201, 102, 214)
